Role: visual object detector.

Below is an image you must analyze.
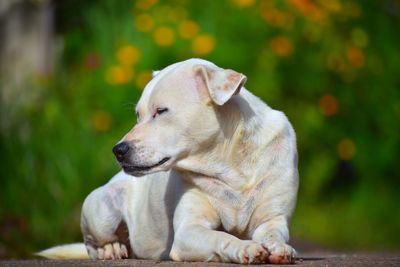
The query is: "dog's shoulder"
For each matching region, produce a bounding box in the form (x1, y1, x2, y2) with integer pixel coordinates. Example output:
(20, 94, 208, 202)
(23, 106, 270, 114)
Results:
(238, 89, 294, 146)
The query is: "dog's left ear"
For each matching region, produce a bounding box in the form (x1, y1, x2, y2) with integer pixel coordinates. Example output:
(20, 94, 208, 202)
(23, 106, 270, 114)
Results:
(152, 70, 160, 77)
(194, 65, 247, 105)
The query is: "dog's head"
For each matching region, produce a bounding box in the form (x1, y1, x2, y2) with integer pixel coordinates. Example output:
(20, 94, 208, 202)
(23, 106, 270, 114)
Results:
(113, 58, 247, 176)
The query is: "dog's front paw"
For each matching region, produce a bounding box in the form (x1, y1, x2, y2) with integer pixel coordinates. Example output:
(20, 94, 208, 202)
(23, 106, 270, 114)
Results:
(96, 242, 129, 260)
(262, 241, 296, 264)
(237, 241, 269, 264)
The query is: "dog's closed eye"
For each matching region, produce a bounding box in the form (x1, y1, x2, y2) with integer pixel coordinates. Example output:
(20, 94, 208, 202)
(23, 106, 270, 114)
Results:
(153, 107, 169, 118)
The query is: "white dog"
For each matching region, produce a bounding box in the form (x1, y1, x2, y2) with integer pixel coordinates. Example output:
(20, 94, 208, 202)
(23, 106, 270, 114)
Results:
(39, 58, 299, 264)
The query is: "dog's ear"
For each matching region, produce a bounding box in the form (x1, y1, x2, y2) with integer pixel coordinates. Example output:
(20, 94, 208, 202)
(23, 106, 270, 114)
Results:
(152, 70, 160, 77)
(193, 65, 247, 105)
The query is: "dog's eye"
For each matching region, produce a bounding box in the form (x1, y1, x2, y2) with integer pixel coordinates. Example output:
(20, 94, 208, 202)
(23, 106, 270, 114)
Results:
(153, 107, 168, 118)
(135, 111, 140, 120)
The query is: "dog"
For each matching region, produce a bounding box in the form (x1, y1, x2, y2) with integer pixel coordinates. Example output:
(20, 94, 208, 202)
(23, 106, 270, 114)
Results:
(39, 58, 299, 264)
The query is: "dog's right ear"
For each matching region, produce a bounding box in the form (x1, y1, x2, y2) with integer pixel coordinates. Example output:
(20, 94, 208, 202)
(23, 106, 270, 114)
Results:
(193, 64, 247, 105)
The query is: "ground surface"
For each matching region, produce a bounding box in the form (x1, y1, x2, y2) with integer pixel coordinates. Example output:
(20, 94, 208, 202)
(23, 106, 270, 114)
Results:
(1, 253, 400, 266)
(1, 240, 399, 266)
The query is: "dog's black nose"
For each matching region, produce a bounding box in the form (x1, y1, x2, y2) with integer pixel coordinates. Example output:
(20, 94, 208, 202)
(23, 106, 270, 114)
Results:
(113, 142, 130, 161)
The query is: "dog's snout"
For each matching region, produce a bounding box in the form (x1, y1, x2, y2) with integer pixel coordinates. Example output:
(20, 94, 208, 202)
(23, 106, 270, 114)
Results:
(113, 142, 130, 161)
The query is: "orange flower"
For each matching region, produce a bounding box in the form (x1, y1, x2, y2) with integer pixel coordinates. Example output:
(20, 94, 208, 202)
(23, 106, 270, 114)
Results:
(287, 0, 325, 22)
(136, 0, 158, 10)
(261, 8, 293, 28)
(116, 45, 141, 67)
(319, 94, 339, 116)
(232, 0, 255, 8)
(135, 14, 154, 32)
(318, 0, 342, 13)
(179, 20, 200, 40)
(92, 111, 112, 132)
(338, 138, 356, 160)
(153, 27, 175, 47)
(270, 36, 294, 57)
(347, 47, 364, 68)
(136, 71, 153, 90)
(106, 66, 134, 85)
(192, 35, 216, 55)
(260, 1, 293, 28)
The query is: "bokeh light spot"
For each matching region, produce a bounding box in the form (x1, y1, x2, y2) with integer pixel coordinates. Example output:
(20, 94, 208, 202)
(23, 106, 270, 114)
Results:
(106, 66, 134, 85)
(136, 0, 158, 10)
(232, 0, 255, 8)
(135, 14, 154, 32)
(347, 46, 364, 68)
(338, 138, 356, 160)
(136, 71, 153, 90)
(270, 36, 294, 57)
(179, 20, 199, 39)
(319, 0, 342, 13)
(261, 7, 293, 28)
(319, 94, 339, 116)
(116, 45, 141, 67)
(92, 111, 112, 132)
(287, 0, 325, 21)
(153, 27, 175, 47)
(192, 35, 216, 55)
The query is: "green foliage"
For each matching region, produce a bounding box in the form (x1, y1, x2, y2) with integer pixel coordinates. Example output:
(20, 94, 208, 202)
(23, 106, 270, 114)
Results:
(1, 0, 400, 258)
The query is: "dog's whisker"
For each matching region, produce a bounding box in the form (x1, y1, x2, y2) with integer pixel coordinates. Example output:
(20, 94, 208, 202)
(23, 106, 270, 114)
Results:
(122, 102, 136, 111)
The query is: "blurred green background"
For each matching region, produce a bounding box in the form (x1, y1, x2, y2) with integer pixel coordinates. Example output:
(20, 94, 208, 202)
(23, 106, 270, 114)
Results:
(1, 0, 399, 259)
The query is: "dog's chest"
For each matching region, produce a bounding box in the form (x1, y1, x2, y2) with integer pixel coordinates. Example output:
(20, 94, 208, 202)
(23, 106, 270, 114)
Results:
(192, 177, 262, 234)
(209, 194, 256, 234)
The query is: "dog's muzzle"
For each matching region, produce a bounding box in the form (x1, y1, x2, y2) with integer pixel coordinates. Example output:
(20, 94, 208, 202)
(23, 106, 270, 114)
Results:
(112, 142, 171, 174)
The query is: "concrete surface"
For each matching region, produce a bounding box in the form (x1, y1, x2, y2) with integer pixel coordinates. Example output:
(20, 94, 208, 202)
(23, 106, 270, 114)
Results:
(1, 253, 400, 267)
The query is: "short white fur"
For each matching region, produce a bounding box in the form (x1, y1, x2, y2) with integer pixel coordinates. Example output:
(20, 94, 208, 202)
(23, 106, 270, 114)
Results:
(39, 58, 299, 264)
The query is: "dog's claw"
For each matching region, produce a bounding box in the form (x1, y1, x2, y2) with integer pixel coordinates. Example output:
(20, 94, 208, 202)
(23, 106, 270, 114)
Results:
(239, 242, 269, 264)
(120, 243, 129, 258)
(263, 242, 296, 264)
(95, 242, 128, 260)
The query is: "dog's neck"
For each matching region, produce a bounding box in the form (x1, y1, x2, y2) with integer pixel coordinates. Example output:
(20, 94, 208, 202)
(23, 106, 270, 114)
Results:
(175, 89, 282, 191)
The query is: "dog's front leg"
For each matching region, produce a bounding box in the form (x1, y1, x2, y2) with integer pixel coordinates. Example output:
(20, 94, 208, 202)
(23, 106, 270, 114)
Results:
(252, 215, 296, 264)
(170, 190, 269, 264)
(81, 184, 129, 260)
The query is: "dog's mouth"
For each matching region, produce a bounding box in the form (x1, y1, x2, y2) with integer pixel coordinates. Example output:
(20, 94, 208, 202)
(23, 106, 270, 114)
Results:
(121, 157, 171, 173)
